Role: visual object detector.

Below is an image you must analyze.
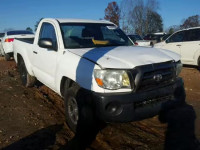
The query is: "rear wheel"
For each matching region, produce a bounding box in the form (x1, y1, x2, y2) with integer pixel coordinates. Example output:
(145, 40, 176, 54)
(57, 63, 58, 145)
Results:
(4, 53, 10, 61)
(0, 50, 3, 57)
(18, 58, 36, 87)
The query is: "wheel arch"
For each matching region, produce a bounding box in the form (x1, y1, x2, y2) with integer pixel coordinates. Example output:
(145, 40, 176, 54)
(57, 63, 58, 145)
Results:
(60, 76, 76, 97)
(16, 53, 34, 76)
(194, 49, 200, 66)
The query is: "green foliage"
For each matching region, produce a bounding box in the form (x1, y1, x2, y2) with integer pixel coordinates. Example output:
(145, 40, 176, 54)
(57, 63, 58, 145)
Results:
(168, 28, 174, 34)
(26, 27, 33, 32)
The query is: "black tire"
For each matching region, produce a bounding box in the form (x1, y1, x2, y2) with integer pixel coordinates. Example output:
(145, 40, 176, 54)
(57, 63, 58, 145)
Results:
(0, 51, 3, 57)
(18, 58, 36, 87)
(150, 41, 154, 47)
(198, 57, 200, 71)
(4, 53, 10, 61)
(64, 82, 95, 133)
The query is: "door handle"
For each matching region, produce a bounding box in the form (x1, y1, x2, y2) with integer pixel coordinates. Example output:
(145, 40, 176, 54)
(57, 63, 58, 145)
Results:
(33, 51, 37, 54)
(176, 44, 181, 46)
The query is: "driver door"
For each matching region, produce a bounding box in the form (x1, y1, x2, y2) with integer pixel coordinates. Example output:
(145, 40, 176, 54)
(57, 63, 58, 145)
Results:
(32, 22, 58, 89)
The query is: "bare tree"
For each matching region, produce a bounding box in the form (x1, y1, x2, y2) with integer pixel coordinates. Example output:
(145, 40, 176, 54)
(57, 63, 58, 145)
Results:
(104, 1, 120, 26)
(180, 15, 200, 29)
(35, 18, 43, 31)
(120, 0, 134, 33)
(120, 0, 162, 35)
(146, 10, 163, 33)
(128, 0, 145, 35)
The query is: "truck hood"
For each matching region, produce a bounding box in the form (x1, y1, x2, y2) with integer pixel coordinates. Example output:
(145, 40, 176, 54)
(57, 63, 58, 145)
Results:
(68, 46, 180, 69)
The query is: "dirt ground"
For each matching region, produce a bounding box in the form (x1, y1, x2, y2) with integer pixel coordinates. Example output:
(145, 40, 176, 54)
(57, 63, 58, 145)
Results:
(0, 57, 199, 150)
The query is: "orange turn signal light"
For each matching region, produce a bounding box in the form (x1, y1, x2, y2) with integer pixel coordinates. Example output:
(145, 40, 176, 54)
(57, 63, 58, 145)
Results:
(95, 78, 103, 87)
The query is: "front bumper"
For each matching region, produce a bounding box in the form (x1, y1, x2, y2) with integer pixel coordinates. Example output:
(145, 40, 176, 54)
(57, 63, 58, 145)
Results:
(93, 78, 185, 123)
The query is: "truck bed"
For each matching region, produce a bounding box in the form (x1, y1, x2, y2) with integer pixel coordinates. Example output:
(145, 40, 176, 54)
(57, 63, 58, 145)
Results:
(15, 38, 34, 44)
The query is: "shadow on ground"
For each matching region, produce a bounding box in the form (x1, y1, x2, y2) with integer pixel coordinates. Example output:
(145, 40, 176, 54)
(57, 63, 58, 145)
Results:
(159, 85, 200, 150)
(2, 124, 63, 150)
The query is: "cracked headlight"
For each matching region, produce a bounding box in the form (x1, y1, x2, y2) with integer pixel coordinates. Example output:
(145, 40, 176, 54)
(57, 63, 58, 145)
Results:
(176, 61, 183, 76)
(94, 69, 131, 90)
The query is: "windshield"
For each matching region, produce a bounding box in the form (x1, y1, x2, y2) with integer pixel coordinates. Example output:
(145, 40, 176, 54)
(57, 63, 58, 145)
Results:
(162, 34, 171, 41)
(7, 31, 33, 36)
(60, 23, 133, 49)
(144, 34, 165, 40)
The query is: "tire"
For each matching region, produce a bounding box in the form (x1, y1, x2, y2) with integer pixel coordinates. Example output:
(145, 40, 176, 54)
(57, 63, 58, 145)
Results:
(18, 58, 36, 87)
(198, 57, 200, 71)
(0, 50, 3, 57)
(64, 82, 95, 133)
(150, 41, 154, 47)
(4, 53, 10, 61)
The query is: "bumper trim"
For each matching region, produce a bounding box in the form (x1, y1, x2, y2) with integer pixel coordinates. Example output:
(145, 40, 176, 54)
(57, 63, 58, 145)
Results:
(93, 78, 185, 123)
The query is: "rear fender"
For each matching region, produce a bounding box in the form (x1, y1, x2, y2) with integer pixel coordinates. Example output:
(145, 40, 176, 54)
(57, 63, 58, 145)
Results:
(17, 52, 34, 76)
(194, 49, 200, 66)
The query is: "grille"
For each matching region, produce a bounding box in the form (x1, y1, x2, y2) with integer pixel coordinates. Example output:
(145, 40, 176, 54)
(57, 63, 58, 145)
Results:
(136, 61, 175, 91)
(134, 95, 174, 109)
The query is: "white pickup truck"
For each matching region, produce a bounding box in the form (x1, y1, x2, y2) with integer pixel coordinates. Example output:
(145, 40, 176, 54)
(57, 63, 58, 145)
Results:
(13, 18, 184, 132)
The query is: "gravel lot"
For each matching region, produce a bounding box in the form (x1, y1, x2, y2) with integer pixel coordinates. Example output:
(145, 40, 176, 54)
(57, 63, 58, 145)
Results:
(0, 58, 199, 150)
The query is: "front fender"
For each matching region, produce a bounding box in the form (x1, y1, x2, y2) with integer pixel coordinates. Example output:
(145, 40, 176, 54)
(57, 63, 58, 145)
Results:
(55, 51, 104, 95)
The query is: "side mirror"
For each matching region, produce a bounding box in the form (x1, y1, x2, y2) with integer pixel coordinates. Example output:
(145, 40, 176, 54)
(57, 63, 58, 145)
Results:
(38, 38, 56, 50)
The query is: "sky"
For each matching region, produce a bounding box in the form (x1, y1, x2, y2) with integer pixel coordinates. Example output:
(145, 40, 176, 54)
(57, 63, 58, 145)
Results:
(0, 0, 199, 32)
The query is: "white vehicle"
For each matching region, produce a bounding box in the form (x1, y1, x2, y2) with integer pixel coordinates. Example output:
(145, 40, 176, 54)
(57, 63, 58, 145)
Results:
(144, 32, 167, 46)
(128, 34, 151, 47)
(13, 18, 184, 132)
(0, 33, 5, 56)
(0, 30, 34, 60)
(154, 27, 200, 68)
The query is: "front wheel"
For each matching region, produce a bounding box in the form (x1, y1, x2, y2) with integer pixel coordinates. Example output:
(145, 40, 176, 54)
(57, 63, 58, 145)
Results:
(64, 83, 95, 133)
(18, 58, 36, 87)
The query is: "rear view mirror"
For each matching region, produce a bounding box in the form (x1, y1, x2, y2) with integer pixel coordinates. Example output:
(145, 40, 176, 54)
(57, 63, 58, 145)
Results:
(38, 38, 56, 50)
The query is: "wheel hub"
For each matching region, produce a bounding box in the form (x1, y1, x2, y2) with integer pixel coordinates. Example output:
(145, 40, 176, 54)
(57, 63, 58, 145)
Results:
(68, 97, 78, 125)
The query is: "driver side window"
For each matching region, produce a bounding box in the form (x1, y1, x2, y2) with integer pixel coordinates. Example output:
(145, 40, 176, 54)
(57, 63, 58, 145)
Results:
(167, 31, 185, 43)
(39, 23, 58, 49)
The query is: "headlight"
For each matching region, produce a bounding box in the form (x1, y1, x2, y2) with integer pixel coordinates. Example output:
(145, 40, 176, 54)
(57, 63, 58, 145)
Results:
(94, 69, 131, 90)
(176, 61, 183, 76)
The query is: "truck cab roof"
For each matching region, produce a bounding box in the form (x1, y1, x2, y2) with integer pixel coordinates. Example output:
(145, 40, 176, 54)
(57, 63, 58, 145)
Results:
(44, 18, 114, 25)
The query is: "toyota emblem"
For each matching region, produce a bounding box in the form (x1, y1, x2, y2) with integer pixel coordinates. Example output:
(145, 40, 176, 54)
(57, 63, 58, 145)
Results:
(153, 74, 162, 82)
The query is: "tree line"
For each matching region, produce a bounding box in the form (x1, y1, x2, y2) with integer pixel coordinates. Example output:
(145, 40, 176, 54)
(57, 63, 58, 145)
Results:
(22, 1, 200, 35)
(104, 0, 200, 35)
